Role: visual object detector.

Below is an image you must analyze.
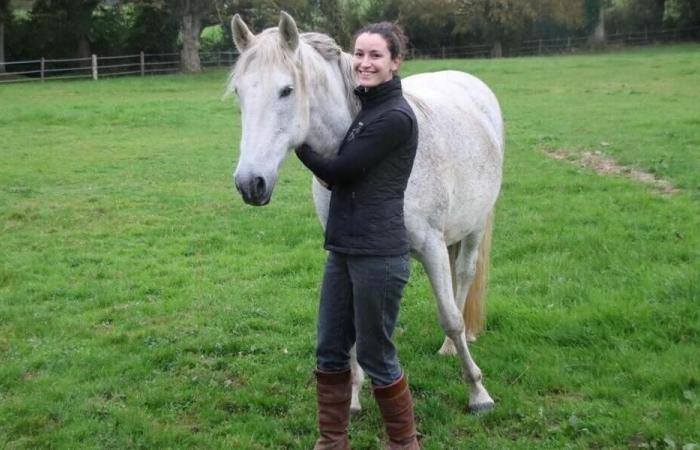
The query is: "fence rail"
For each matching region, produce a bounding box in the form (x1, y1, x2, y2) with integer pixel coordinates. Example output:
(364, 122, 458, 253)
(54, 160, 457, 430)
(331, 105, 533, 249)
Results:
(412, 26, 700, 59)
(1, 26, 698, 84)
(0, 50, 236, 84)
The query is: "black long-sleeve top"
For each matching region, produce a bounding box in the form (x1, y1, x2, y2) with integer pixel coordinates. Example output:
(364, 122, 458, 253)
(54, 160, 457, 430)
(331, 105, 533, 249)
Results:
(296, 76, 418, 255)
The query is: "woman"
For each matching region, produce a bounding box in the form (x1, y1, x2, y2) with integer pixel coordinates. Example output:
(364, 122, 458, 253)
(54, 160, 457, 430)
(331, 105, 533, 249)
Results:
(295, 22, 420, 450)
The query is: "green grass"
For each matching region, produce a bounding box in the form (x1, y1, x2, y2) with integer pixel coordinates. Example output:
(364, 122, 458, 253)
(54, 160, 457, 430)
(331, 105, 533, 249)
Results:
(1, 44, 699, 449)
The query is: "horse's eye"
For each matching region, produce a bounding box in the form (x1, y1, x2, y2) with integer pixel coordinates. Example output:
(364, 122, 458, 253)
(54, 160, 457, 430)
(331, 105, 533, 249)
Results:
(280, 86, 293, 98)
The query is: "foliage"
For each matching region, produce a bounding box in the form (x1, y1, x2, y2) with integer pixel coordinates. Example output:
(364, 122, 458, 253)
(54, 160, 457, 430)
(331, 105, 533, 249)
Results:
(664, 0, 700, 28)
(606, 0, 666, 33)
(90, 5, 134, 56)
(200, 23, 227, 52)
(31, 0, 100, 57)
(453, 0, 588, 54)
(4, 2, 178, 60)
(3, 0, 700, 61)
(125, 3, 179, 54)
(1, 45, 699, 448)
(8, 0, 99, 59)
(0, 0, 10, 21)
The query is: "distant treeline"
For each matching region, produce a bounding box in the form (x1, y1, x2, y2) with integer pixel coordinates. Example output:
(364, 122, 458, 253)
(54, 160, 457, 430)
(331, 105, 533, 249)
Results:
(1, 0, 699, 72)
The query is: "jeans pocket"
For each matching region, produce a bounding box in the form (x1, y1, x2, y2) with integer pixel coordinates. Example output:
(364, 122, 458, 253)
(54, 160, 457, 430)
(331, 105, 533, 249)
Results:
(401, 252, 411, 274)
(388, 253, 411, 281)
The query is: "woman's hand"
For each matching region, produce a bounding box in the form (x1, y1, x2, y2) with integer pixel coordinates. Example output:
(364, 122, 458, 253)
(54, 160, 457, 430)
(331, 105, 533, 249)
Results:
(296, 144, 331, 190)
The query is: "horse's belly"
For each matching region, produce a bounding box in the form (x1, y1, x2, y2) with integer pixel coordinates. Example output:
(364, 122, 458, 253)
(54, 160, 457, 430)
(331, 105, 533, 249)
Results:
(402, 71, 504, 247)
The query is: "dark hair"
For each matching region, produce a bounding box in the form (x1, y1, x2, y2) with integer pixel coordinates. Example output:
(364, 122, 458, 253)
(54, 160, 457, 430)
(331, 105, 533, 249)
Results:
(353, 22, 409, 60)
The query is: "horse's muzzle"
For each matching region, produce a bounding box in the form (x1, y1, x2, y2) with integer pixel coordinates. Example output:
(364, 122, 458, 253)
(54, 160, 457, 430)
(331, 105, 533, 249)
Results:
(234, 173, 272, 206)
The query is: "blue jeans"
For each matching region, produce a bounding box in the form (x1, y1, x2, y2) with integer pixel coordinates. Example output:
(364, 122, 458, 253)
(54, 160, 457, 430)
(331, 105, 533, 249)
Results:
(316, 251, 411, 386)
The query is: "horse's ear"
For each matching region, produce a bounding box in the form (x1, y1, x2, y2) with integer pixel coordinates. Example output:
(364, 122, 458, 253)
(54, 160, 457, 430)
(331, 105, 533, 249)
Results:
(278, 11, 299, 51)
(231, 14, 255, 52)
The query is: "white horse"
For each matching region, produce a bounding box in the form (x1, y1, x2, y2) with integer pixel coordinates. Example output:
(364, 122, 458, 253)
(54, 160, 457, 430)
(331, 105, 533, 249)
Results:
(228, 12, 504, 413)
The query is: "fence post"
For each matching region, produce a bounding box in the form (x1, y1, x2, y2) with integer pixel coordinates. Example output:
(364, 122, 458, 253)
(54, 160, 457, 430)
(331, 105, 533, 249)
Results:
(441, 46, 445, 59)
(92, 54, 98, 80)
(217, 51, 221, 66)
(538, 39, 543, 54)
(41, 57, 45, 82)
(140, 51, 145, 76)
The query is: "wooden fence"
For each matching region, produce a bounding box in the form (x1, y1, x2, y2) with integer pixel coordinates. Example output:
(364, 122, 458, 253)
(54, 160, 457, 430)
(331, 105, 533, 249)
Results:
(412, 26, 700, 59)
(0, 51, 237, 84)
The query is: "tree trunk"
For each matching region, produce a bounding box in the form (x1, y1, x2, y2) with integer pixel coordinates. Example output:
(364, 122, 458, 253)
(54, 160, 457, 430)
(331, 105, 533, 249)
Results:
(490, 40, 502, 58)
(0, 0, 6, 74)
(590, 7, 606, 45)
(180, 13, 202, 73)
(78, 34, 91, 67)
(0, 19, 5, 73)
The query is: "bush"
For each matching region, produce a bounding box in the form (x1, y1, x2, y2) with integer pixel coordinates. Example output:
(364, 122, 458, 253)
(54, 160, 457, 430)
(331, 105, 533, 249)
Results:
(200, 24, 229, 53)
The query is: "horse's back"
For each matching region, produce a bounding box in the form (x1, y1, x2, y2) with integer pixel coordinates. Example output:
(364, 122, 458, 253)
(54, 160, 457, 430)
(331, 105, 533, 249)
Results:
(400, 71, 504, 245)
(403, 70, 503, 157)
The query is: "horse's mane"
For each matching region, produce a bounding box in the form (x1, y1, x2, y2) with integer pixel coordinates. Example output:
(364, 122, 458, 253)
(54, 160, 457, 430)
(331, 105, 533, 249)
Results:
(404, 91, 431, 119)
(301, 32, 360, 116)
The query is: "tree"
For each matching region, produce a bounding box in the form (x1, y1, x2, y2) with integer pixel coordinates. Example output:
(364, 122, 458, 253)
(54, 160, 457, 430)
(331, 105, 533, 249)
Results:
(584, 0, 612, 44)
(129, 0, 217, 72)
(177, 0, 216, 72)
(219, 0, 316, 38)
(30, 0, 101, 59)
(125, 2, 179, 54)
(319, 0, 347, 47)
(395, 0, 460, 50)
(0, 0, 9, 72)
(664, 0, 700, 28)
(606, 0, 666, 34)
(455, 0, 586, 57)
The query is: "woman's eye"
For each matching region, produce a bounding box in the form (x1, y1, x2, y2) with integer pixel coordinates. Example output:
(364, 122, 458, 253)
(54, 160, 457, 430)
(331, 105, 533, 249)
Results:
(280, 86, 293, 98)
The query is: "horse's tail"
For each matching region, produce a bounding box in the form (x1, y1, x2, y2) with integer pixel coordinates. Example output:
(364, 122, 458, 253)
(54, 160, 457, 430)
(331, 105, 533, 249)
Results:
(464, 211, 494, 340)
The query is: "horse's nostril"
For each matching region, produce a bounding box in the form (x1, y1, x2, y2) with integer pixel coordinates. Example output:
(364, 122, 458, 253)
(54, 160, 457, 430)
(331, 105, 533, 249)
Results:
(254, 176, 266, 195)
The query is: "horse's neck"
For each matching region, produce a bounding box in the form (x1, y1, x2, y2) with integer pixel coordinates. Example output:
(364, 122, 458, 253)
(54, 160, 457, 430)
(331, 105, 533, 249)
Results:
(305, 51, 359, 158)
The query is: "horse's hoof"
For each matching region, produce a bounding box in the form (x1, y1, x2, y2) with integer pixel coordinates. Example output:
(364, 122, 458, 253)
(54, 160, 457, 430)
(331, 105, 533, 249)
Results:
(468, 401, 495, 414)
(437, 347, 457, 356)
(350, 405, 362, 416)
(466, 332, 477, 343)
(437, 338, 457, 355)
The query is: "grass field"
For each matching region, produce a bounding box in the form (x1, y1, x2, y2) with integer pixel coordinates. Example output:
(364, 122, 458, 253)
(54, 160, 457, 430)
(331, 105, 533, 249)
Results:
(1, 44, 699, 449)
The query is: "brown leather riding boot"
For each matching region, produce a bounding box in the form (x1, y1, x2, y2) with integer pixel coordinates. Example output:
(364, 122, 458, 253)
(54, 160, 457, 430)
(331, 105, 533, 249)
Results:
(373, 375, 420, 450)
(314, 369, 352, 450)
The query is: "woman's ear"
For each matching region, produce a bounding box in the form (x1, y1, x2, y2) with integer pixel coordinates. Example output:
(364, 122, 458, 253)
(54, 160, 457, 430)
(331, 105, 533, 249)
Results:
(391, 58, 401, 74)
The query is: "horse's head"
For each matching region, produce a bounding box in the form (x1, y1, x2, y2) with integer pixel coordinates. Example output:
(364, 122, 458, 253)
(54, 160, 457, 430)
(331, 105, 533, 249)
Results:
(229, 12, 310, 206)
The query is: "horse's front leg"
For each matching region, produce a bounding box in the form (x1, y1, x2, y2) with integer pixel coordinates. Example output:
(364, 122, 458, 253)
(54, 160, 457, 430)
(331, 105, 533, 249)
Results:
(418, 233, 495, 413)
(349, 345, 365, 414)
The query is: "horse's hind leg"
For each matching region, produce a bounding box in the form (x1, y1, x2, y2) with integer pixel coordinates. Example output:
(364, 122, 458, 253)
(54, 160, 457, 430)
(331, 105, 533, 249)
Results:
(349, 344, 365, 414)
(439, 235, 481, 355)
(419, 232, 494, 413)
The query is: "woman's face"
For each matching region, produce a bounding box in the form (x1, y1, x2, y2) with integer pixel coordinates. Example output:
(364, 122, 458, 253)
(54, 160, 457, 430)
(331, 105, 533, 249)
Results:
(352, 32, 400, 87)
